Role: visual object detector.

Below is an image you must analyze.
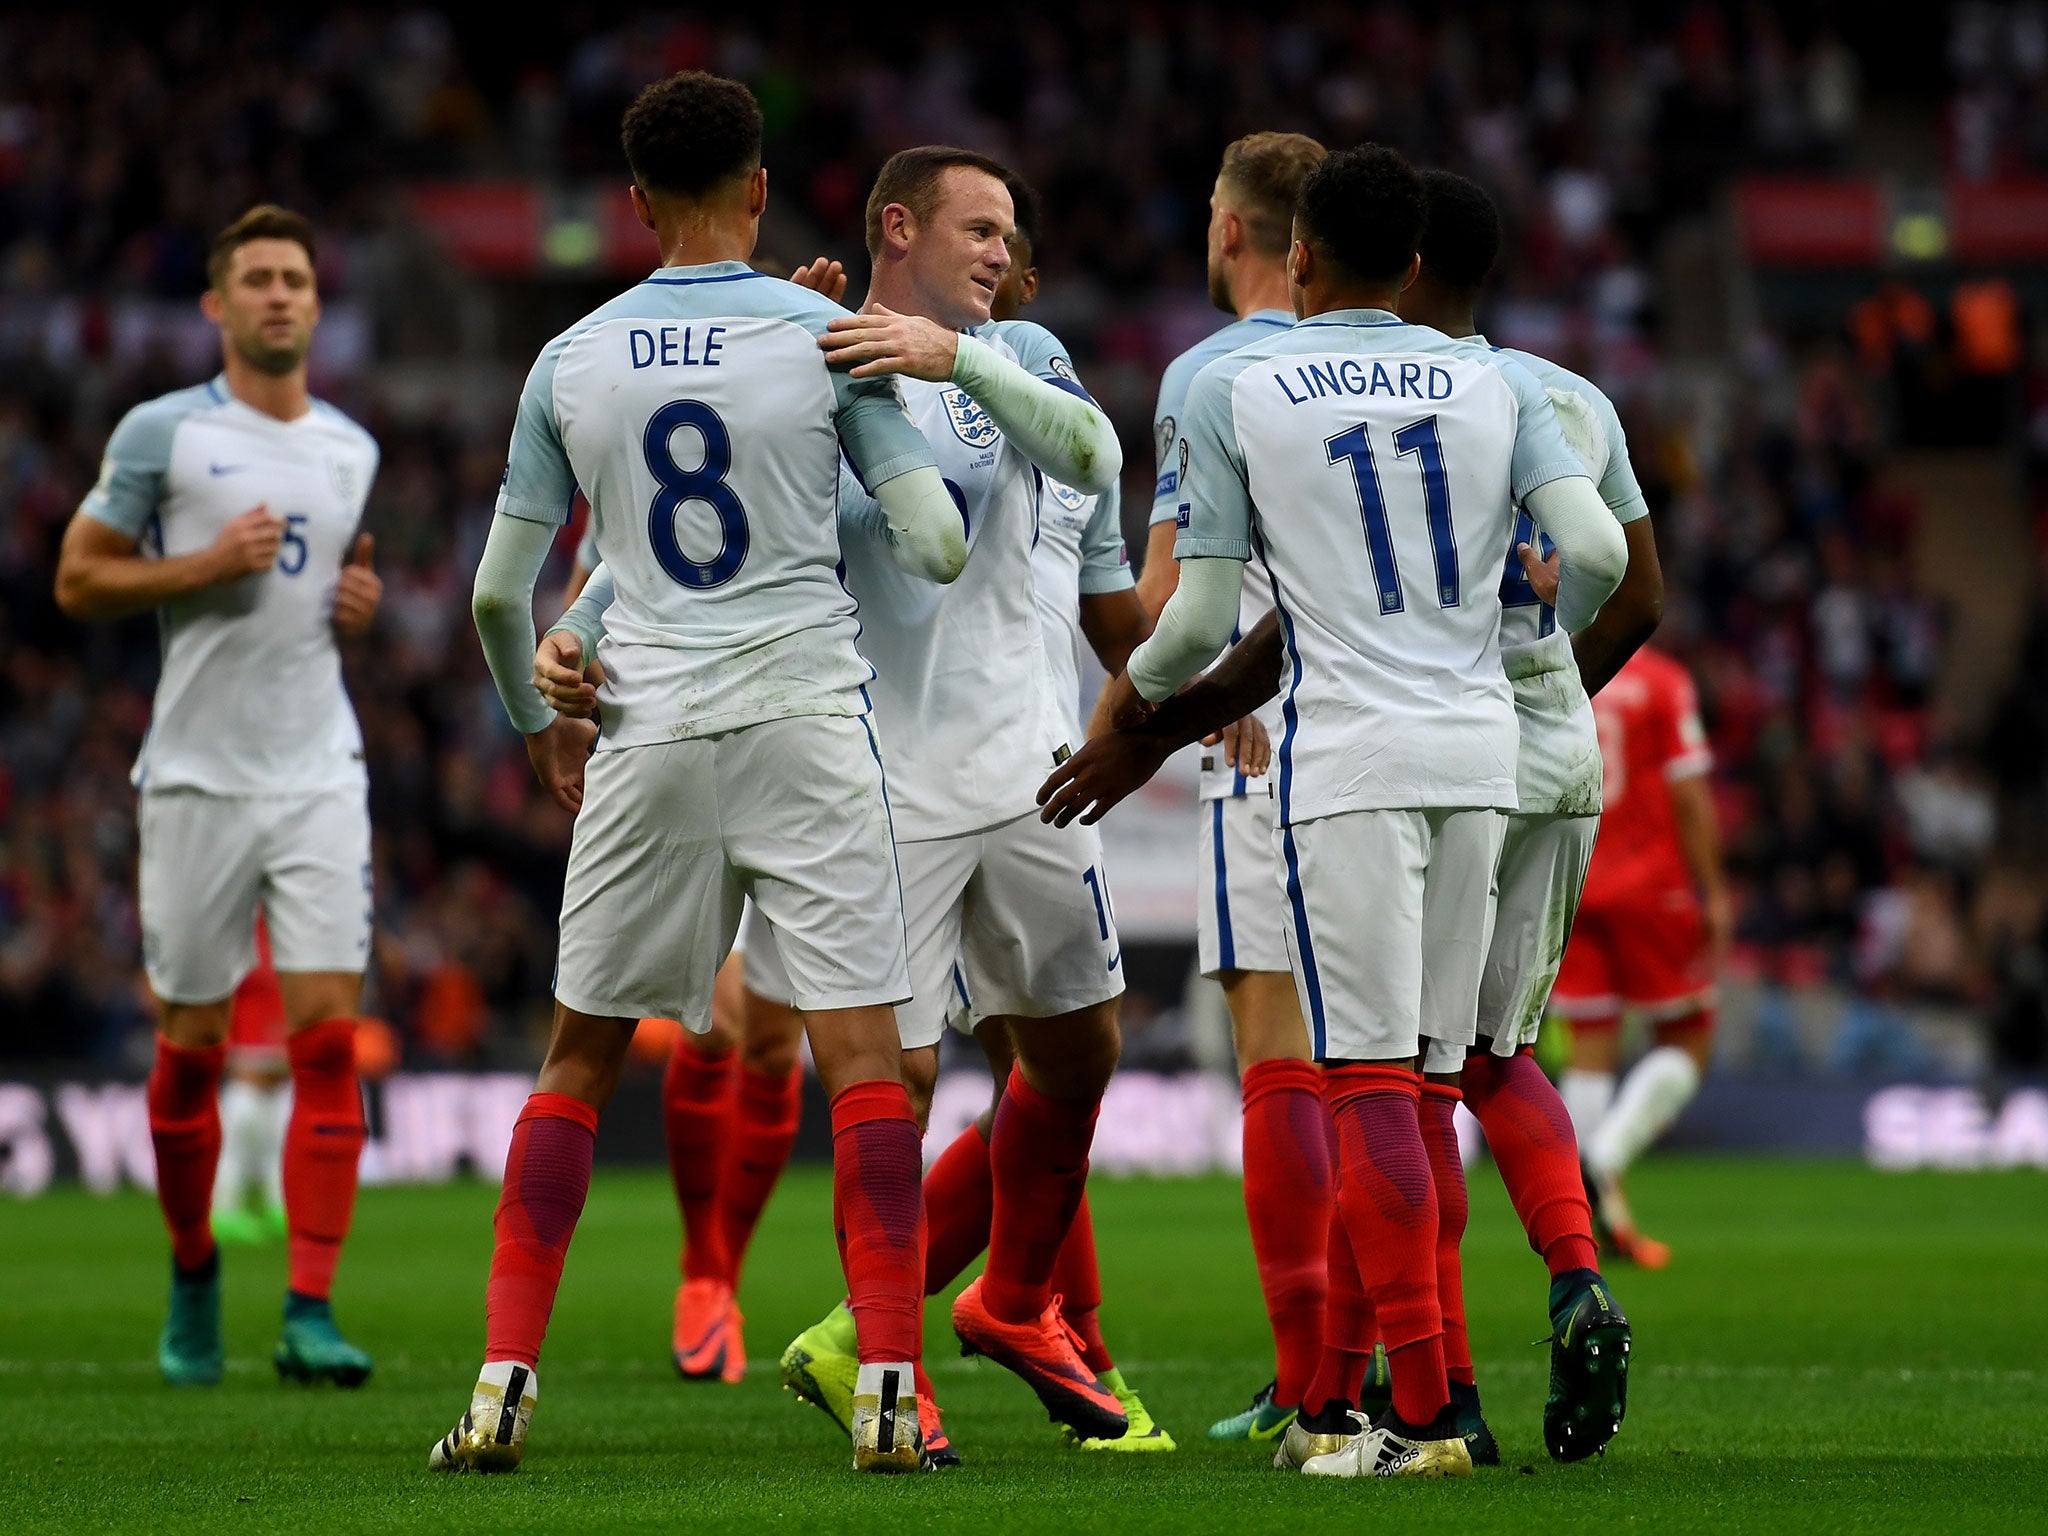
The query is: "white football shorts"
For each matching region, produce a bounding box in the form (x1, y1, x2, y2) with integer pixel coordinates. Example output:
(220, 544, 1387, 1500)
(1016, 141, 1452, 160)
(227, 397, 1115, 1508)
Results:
(896, 810, 1124, 1049)
(138, 786, 372, 1004)
(1277, 806, 1507, 1073)
(554, 715, 910, 1026)
(736, 898, 794, 1008)
(1478, 812, 1599, 1055)
(1196, 789, 1292, 977)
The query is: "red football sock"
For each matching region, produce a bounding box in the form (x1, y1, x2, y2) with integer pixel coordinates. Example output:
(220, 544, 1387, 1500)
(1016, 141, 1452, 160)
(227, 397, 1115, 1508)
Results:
(147, 1035, 226, 1272)
(1049, 1191, 1113, 1375)
(1420, 1081, 1473, 1387)
(719, 1062, 801, 1285)
(1303, 1198, 1378, 1417)
(485, 1092, 599, 1366)
(832, 1080, 925, 1364)
(922, 1120, 995, 1294)
(1326, 1064, 1446, 1428)
(1240, 1058, 1331, 1408)
(663, 1034, 734, 1284)
(984, 1066, 1098, 1324)
(1463, 1048, 1599, 1276)
(283, 1019, 367, 1299)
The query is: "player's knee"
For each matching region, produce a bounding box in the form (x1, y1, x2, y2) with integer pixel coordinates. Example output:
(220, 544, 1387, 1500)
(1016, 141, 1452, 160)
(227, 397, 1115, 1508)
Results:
(160, 1000, 234, 1050)
(1012, 1001, 1120, 1100)
(536, 1007, 636, 1111)
(739, 1002, 802, 1079)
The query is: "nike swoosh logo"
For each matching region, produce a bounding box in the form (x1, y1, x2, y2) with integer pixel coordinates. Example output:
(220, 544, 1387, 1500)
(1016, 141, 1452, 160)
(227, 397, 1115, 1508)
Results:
(208, 462, 250, 476)
(1107, 950, 1122, 972)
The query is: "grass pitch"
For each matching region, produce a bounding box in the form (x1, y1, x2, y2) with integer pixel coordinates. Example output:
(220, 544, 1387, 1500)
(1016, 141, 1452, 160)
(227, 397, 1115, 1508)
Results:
(3, 1157, 2044, 1534)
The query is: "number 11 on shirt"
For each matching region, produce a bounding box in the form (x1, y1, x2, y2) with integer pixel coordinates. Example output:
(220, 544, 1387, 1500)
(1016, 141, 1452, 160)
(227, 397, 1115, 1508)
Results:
(1324, 415, 1459, 614)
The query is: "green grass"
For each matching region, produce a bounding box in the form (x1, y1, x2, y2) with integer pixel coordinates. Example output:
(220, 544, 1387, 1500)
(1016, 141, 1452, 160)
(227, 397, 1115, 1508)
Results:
(3, 1159, 2045, 1534)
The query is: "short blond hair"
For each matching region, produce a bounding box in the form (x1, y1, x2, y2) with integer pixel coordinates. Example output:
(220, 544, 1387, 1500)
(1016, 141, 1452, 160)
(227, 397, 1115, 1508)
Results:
(1217, 133, 1328, 257)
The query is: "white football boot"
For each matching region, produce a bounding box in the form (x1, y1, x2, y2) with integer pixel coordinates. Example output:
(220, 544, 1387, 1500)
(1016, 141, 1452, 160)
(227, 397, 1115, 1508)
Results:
(429, 1360, 539, 1473)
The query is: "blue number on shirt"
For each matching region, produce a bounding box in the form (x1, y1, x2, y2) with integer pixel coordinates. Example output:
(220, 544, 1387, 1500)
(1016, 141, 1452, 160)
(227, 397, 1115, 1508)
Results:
(1499, 509, 1558, 638)
(279, 514, 309, 576)
(1392, 417, 1459, 607)
(644, 400, 748, 588)
(1325, 416, 1462, 614)
(1081, 866, 1121, 971)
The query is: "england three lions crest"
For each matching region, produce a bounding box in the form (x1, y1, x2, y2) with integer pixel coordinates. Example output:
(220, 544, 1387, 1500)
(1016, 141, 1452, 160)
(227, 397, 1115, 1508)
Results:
(942, 387, 1000, 449)
(328, 454, 362, 505)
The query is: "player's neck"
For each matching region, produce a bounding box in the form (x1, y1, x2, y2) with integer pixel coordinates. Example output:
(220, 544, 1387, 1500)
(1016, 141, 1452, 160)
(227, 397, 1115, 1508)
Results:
(220, 353, 311, 422)
(1228, 259, 1292, 319)
(1399, 276, 1478, 339)
(655, 226, 755, 270)
(864, 265, 975, 332)
(1298, 284, 1403, 320)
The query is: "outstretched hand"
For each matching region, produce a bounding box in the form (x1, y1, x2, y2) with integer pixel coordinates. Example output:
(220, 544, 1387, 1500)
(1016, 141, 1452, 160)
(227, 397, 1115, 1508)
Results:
(818, 304, 960, 380)
(1039, 731, 1174, 828)
(789, 256, 850, 305)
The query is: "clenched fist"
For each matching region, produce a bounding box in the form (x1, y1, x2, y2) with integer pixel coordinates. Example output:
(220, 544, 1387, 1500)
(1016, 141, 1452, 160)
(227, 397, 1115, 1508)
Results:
(209, 504, 286, 581)
(332, 533, 382, 636)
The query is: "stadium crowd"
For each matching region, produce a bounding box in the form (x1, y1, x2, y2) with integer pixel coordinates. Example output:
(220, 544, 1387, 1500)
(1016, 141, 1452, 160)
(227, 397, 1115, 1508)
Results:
(0, 6, 2040, 1072)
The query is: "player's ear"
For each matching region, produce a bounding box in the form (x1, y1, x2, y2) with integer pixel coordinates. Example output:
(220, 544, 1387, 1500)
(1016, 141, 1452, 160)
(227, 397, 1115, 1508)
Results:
(880, 202, 915, 257)
(748, 165, 768, 218)
(1288, 237, 1312, 292)
(1399, 251, 1422, 293)
(1219, 207, 1244, 259)
(199, 287, 225, 325)
(1020, 268, 1040, 306)
(629, 183, 657, 234)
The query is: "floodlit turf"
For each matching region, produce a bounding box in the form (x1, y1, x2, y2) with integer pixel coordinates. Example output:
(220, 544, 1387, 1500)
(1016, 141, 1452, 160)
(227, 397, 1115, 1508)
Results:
(3, 1158, 2045, 1535)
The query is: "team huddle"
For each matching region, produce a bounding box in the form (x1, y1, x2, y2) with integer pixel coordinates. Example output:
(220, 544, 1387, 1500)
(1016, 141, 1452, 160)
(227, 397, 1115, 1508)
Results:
(66, 66, 1732, 1484)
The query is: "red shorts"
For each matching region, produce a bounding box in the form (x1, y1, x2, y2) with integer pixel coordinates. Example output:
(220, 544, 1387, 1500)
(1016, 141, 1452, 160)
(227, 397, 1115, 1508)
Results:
(1550, 887, 1713, 1025)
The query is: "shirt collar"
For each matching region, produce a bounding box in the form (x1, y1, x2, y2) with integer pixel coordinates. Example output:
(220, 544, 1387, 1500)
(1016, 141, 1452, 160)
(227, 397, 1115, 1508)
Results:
(1298, 306, 1406, 328)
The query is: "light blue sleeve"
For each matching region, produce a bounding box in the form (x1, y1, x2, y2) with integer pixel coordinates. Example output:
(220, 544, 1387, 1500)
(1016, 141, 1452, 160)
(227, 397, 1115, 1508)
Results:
(835, 461, 889, 545)
(549, 562, 614, 658)
(1171, 361, 1253, 563)
(989, 319, 1094, 403)
(1591, 387, 1650, 525)
(769, 282, 936, 492)
(1497, 356, 1588, 504)
(80, 395, 194, 539)
(1148, 356, 1193, 528)
(497, 334, 578, 526)
(1077, 482, 1133, 594)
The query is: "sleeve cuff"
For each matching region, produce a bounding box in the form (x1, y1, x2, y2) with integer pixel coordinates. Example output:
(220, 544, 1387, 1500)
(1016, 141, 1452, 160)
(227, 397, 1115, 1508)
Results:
(1173, 535, 1251, 561)
(1514, 460, 1588, 502)
(1078, 567, 1136, 595)
(1148, 496, 1181, 527)
(865, 455, 939, 492)
(1610, 494, 1651, 524)
(79, 500, 148, 540)
(495, 492, 571, 526)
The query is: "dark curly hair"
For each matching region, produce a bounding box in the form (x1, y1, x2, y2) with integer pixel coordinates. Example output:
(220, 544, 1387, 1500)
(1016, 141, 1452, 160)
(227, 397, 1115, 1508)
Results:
(1295, 144, 1426, 286)
(1418, 170, 1502, 292)
(1004, 171, 1043, 266)
(621, 71, 763, 198)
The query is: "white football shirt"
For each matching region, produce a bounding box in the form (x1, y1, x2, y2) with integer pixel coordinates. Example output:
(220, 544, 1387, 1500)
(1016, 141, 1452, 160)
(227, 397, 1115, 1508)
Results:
(1176, 309, 1583, 824)
(1028, 476, 1131, 737)
(82, 376, 379, 795)
(1151, 313, 1296, 803)
(839, 320, 1091, 839)
(498, 262, 934, 750)
(1478, 341, 1650, 816)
